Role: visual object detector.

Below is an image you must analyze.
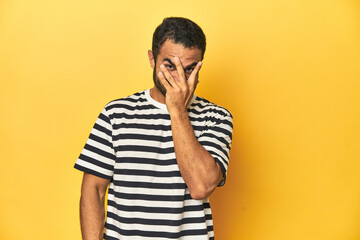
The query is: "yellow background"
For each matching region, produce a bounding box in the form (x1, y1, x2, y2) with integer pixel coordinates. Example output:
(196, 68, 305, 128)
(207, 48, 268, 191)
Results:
(1, 0, 359, 239)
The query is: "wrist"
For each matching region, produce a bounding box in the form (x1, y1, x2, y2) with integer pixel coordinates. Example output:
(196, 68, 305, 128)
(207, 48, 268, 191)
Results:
(169, 107, 188, 120)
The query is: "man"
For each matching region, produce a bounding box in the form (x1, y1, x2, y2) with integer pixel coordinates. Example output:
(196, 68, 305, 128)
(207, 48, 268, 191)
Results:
(74, 17, 233, 240)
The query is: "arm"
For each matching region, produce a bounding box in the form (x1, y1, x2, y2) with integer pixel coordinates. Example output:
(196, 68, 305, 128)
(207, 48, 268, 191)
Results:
(80, 173, 110, 240)
(170, 110, 223, 200)
(158, 57, 223, 200)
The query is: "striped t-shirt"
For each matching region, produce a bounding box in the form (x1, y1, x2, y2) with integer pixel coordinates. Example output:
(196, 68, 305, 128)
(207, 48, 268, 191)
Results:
(74, 89, 233, 240)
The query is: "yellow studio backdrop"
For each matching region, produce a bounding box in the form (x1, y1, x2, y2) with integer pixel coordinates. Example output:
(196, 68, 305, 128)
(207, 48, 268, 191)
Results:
(0, 0, 359, 239)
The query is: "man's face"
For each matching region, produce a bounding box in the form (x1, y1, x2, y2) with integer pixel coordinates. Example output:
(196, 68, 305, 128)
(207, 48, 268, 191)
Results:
(152, 40, 203, 96)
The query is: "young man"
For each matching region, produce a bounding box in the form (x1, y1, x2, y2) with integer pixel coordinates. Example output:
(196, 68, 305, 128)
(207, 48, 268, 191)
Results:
(75, 17, 233, 240)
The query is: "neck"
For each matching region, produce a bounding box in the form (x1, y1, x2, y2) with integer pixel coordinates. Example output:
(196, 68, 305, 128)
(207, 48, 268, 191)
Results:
(150, 86, 166, 104)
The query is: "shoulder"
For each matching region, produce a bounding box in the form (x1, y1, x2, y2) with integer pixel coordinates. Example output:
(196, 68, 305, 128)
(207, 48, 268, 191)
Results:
(104, 90, 147, 111)
(190, 95, 233, 120)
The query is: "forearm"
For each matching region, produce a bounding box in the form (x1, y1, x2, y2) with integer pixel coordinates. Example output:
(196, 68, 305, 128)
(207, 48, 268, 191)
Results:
(170, 110, 222, 200)
(80, 189, 106, 240)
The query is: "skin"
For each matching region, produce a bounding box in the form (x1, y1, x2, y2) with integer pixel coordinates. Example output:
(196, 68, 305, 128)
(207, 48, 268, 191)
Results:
(80, 173, 109, 240)
(79, 39, 223, 239)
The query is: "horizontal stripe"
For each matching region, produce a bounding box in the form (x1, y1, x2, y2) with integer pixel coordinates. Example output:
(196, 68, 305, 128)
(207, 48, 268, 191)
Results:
(115, 157, 177, 166)
(105, 222, 208, 239)
(107, 199, 205, 214)
(74, 164, 112, 179)
(106, 214, 208, 232)
(106, 205, 211, 221)
(108, 188, 191, 202)
(113, 122, 205, 132)
(198, 140, 229, 159)
(115, 162, 180, 172)
(78, 153, 113, 171)
(83, 143, 115, 161)
(114, 168, 181, 177)
(113, 180, 186, 189)
(113, 133, 173, 142)
(106, 211, 207, 226)
(114, 145, 175, 154)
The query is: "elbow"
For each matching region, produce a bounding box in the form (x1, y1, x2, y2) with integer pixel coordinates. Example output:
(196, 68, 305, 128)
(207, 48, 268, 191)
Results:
(189, 185, 215, 200)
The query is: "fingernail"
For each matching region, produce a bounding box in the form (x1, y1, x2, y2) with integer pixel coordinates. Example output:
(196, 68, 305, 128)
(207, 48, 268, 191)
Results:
(199, 61, 202, 66)
(158, 72, 163, 76)
(160, 64, 165, 69)
(174, 57, 179, 62)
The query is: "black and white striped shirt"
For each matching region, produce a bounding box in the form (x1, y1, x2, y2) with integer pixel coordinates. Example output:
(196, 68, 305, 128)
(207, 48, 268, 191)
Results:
(74, 89, 233, 240)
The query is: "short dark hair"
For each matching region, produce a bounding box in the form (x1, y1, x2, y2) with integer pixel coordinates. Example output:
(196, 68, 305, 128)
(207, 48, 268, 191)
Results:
(152, 17, 206, 62)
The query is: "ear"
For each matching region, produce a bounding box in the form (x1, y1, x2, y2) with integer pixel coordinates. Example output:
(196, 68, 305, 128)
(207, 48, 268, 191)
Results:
(148, 50, 155, 69)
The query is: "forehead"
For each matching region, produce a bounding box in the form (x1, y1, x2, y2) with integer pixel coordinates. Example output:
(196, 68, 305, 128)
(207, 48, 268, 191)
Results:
(157, 40, 202, 63)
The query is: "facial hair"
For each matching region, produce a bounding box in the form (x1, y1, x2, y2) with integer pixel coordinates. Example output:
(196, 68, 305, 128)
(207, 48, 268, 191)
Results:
(152, 64, 167, 97)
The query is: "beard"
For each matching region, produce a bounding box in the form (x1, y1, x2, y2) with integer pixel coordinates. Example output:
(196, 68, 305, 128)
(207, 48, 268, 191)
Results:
(153, 65, 167, 97)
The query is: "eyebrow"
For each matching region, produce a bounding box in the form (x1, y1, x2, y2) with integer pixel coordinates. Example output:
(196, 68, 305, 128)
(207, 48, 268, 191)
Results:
(163, 58, 198, 69)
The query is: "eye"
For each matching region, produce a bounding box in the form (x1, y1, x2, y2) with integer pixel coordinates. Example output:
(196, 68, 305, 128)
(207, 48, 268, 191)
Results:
(185, 68, 194, 74)
(165, 65, 175, 70)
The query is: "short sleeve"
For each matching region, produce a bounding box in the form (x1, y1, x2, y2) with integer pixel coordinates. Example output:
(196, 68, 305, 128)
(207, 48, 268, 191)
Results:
(197, 111, 233, 187)
(74, 106, 116, 180)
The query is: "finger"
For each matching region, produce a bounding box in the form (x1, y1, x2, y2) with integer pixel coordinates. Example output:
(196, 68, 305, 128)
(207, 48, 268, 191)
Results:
(173, 57, 186, 84)
(160, 64, 179, 88)
(158, 71, 172, 89)
(188, 61, 203, 87)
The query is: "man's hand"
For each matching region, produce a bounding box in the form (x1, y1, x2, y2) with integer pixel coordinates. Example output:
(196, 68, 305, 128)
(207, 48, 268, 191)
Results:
(158, 57, 202, 115)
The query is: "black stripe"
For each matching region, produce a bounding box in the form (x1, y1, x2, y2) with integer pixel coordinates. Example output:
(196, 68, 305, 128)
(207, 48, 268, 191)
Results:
(116, 157, 177, 166)
(206, 149, 226, 162)
(89, 133, 113, 149)
(115, 157, 177, 166)
(78, 153, 114, 170)
(198, 132, 230, 146)
(113, 122, 171, 131)
(108, 96, 147, 104)
(198, 140, 229, 159)
(108, 188, 192, 201)
(84, 143, 116, 161)
(98, 112, 111, 125)
(189, 107, 231, 118)
(74, 164, 112, 180)
(113, 133, 172, 142)
(113, 122, 204, 132)
(107, 199, 205, 214)
(109, 112, 170, 121)
(106, 211, 207, 226)
(114, 145, 174, 154)
(210, 126, 233, 137)
(205, 214, 213, 221)
(107, 103, 157, 111)
(93, 122, 112, 137)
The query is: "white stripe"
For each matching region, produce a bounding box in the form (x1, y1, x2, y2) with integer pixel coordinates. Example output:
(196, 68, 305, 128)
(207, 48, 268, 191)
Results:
(111, 186, 186, 196)
(76, 160, 113, 176)
(113, 151, 176, 160)
(114, 139, 174, 148)
(113, 174, 184, 184)
(107, 219, 207, 233)
(115, 163, 180, 172)
(81, 148, 114, 166)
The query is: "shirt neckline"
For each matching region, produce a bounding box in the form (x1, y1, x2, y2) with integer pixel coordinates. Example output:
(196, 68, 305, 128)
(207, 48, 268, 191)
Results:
(144, 88, 196, 113)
